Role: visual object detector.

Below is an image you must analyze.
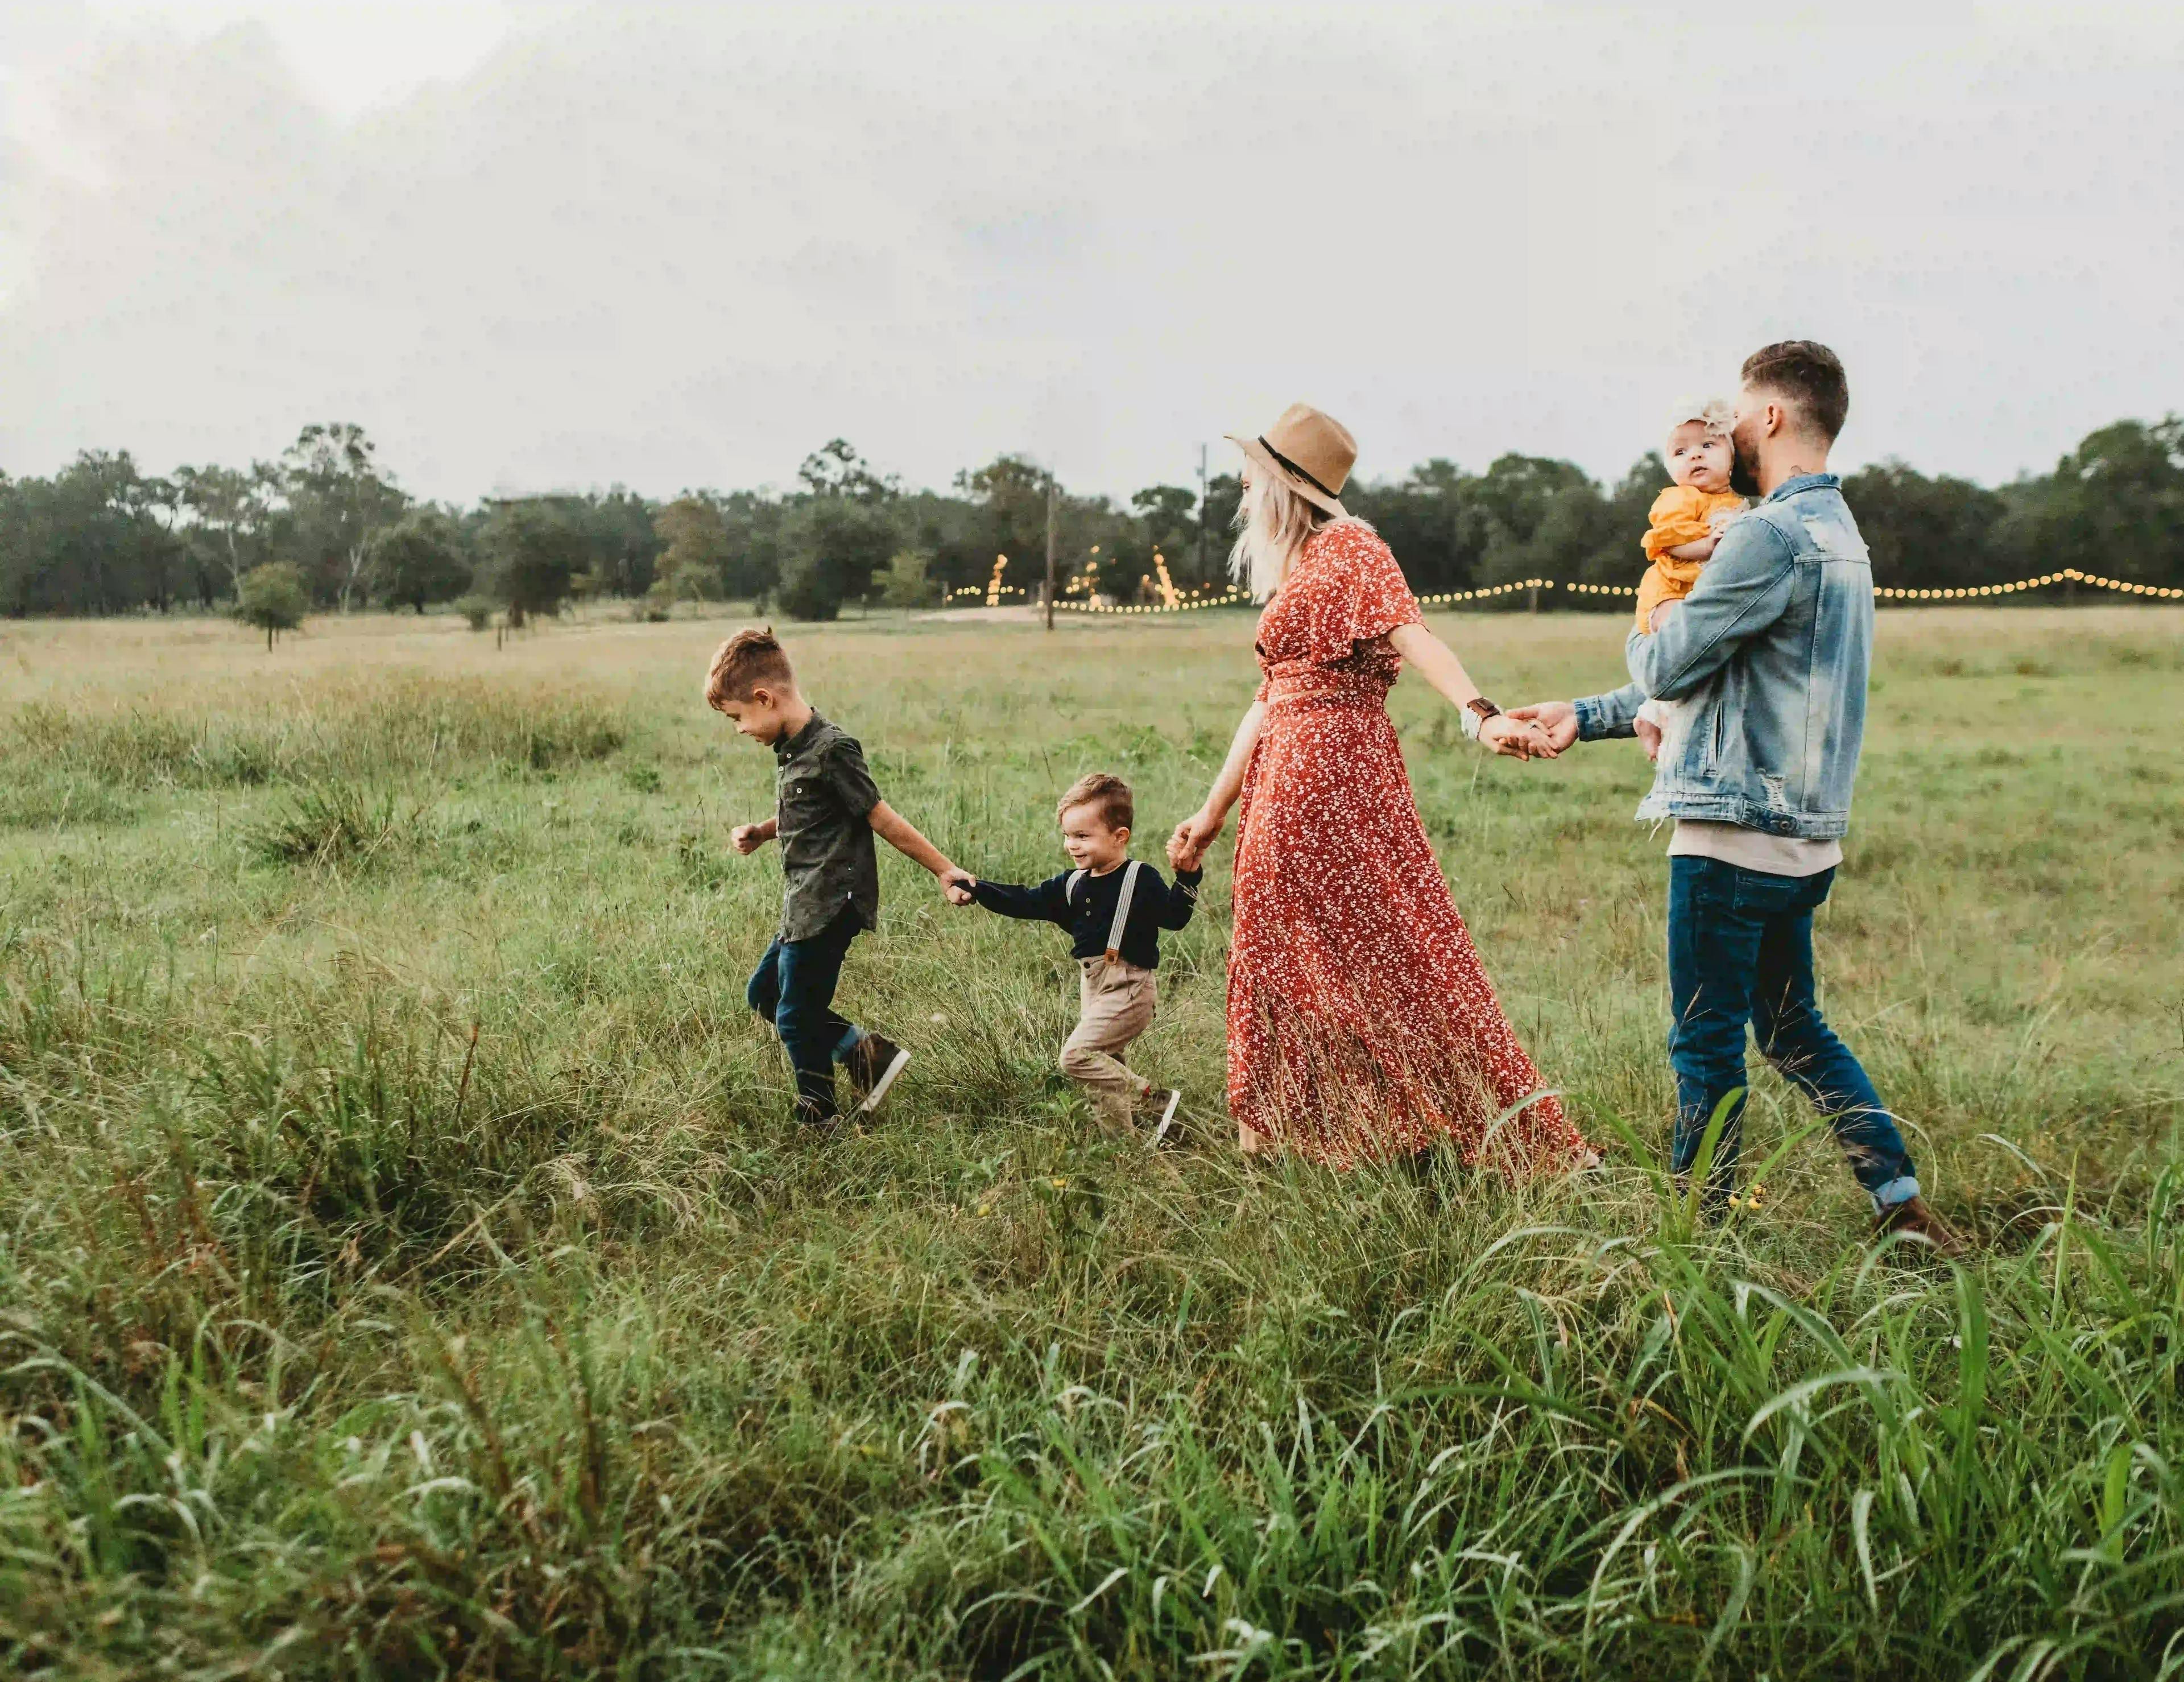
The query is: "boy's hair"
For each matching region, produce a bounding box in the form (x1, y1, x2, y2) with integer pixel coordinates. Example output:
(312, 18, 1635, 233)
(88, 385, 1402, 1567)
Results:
(1740, 340, 1849, 443)
(705, 627, 796, 710)
(1056, 772, 1133, 833)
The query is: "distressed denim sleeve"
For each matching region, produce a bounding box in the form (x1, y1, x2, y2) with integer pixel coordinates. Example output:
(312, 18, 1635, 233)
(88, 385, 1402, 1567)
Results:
(1574, 682, 1645, 741)
(1624, 516, 1797, 702)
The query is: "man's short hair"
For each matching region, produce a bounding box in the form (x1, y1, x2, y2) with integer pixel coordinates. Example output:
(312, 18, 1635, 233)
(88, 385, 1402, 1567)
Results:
(1057, 772, 1133, 833)
(1741, 340, 1849, 443)
(705, 626, 796, 710)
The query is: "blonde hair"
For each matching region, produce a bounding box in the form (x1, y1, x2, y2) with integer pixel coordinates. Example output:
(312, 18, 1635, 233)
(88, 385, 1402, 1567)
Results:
(1228, 471, 1334, 600)
(704, 626, 796, 710)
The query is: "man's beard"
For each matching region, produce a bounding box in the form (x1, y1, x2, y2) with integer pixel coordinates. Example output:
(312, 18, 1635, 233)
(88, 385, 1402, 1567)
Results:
(1729, 436, 1763, 498)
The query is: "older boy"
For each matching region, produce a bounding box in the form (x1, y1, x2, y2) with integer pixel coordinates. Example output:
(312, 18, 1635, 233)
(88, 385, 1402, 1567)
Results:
(706, 627, 970, 1129)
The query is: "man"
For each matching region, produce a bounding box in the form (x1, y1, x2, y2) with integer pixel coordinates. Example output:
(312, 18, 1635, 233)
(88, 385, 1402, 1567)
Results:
(1512, 341, 1962, 1251)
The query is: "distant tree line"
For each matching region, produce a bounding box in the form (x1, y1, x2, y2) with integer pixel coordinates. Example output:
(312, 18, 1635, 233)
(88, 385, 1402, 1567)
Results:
(3, 416, 2178, 623)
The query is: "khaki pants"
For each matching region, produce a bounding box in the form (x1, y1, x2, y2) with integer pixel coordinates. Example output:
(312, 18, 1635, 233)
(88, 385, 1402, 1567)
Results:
(1058, 957, 1156, 1132)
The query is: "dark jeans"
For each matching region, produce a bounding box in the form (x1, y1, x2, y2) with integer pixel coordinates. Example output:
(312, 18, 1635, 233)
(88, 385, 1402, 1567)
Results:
(1667, 856, 1918, 1212)
(747, 908, 867, 1119)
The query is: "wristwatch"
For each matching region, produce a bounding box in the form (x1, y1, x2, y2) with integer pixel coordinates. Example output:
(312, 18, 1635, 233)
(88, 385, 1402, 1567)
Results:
(1461, 696, 1502, 741)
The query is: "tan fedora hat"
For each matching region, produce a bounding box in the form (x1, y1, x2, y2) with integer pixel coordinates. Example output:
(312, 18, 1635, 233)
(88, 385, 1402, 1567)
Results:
(1227, 402, 1355, 518)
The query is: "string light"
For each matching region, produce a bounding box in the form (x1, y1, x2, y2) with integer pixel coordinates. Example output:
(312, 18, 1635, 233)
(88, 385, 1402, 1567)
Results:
(1152, 551, 1180, 609)
(1875, 567, 2184, 601)
(943, 564, 2180, 611)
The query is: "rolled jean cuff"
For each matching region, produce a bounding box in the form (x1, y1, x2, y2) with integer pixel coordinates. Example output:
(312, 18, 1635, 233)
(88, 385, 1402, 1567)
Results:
(831, 1025, 867, 1063)
(1869, 1175, 1920, 1213)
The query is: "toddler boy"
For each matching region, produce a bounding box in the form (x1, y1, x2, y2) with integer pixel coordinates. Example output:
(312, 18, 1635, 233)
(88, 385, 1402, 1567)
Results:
(706, 627, 970, 1128)
(959, 773, 1201, 1142)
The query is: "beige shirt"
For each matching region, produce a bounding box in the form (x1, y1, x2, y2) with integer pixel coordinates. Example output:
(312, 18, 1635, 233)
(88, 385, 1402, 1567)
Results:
(1668, 820, 1843, 877)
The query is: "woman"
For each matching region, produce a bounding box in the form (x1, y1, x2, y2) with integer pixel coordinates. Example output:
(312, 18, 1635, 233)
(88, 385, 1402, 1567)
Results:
(1169, 403, 1592, 1172)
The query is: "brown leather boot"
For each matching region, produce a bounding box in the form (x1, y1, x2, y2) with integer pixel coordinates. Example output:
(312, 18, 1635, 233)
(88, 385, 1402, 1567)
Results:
(1874, 1196, 1968, 1258)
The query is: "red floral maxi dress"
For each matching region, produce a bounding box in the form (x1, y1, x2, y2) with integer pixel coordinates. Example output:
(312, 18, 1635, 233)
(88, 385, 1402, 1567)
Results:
(1226, 520, 1591, 1171)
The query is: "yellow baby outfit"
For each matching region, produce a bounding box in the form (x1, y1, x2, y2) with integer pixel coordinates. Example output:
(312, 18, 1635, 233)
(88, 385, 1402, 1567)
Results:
(1635, 485, 1746, 631)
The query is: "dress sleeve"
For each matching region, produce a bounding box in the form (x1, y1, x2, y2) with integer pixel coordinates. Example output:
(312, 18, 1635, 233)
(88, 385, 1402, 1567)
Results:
(1281, 523, 1423, 665)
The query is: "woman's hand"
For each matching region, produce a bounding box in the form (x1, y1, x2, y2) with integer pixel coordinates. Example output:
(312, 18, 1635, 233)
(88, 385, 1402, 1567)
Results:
(1480, 713, 1557, 761)
(1168, 807, 1225, 871)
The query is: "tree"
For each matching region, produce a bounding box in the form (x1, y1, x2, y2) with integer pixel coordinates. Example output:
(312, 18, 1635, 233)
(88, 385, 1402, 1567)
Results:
(370, 509, 473, 612)
(584, 487, 664, 597)
(1842, 460, 2009, 593)
(235, 562, 309, 649)
(1997, 417, 2184, 589)
(652, 495, 734, 601)
(799, 439, 899, 502)
(280, 423, 408, 611)
(174, 462, 277, 596)
(875, 549, 936, 607)
(1127, 483, 1206, 589)
(774, 497, 899, 619)
(479, 500, 588, 626)
(1201, 473, 1243, 582)
(1349, 460, 1483, 596)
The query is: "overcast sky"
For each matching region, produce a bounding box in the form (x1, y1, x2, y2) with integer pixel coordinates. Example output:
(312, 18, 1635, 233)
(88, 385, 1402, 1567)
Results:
(2, 2, 2179, 503)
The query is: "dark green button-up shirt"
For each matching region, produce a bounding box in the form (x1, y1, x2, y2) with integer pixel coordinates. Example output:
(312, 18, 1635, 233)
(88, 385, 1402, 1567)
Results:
(772, 712, 882, 942)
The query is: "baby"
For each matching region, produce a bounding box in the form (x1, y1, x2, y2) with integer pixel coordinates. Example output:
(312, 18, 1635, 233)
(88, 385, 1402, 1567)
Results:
(1633, 399, 1747, 760)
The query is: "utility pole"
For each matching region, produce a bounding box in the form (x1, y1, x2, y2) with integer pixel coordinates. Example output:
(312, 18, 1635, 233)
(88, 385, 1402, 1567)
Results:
(1197, 443, 1209, 586)
(1044, 472, 1058, 632)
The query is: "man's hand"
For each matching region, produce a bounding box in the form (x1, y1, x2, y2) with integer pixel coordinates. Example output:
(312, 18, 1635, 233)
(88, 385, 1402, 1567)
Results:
(1634, 716, 1663, 762)
(938, 865, 977, 906)
(1505, 700, 1579, 754)
(1479, 713, 1557, 760)
(1168, 808, 1223, 873)
(730, 821, 775, 856)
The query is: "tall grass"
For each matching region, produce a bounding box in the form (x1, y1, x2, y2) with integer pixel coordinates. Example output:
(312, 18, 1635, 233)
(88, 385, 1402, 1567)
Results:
(0, 607, 2179, 1677)
(5, 670, 623, 791)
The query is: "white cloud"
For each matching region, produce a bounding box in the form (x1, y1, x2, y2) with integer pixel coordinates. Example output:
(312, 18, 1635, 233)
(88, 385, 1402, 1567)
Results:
(1, 2, 2177, 502)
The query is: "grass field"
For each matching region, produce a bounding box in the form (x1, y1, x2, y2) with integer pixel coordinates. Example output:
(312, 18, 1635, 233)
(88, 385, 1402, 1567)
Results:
(2, 603, 2182, 1680)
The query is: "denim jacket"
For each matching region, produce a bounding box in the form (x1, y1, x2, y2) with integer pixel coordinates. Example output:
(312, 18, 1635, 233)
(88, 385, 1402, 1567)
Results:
(1575, 473, 1871, 840)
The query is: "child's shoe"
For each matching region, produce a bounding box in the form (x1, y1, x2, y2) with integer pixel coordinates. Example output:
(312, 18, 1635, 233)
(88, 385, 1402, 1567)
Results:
(1137, 1086, 1184, 1148)
(845, 1032, 912, 1115)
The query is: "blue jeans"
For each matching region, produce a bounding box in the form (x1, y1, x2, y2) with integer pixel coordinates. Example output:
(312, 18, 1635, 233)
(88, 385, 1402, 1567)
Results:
(747, 908, 867, 1119)
(1667, 857, 1918, 1213)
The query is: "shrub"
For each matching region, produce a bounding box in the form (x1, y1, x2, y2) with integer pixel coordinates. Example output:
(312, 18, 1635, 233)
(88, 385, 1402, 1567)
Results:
(454, 594, 495, 631)
(243, 782, 417, 868)
(233, 562, 309, 649)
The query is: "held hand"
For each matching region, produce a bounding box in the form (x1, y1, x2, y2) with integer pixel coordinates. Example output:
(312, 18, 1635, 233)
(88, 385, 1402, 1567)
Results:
(1168, 808, 1223, 872)
(1480, 713, 1556, 761)
(730, 822, 770, 856)
(1634, 716, 1663, 763)
(938, 865, 977, 907)
(1505, 700, 1579, 754)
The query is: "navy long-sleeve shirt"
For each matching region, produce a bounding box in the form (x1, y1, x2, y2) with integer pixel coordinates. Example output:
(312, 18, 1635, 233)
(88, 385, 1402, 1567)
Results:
(970, 860, 1202, 969)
